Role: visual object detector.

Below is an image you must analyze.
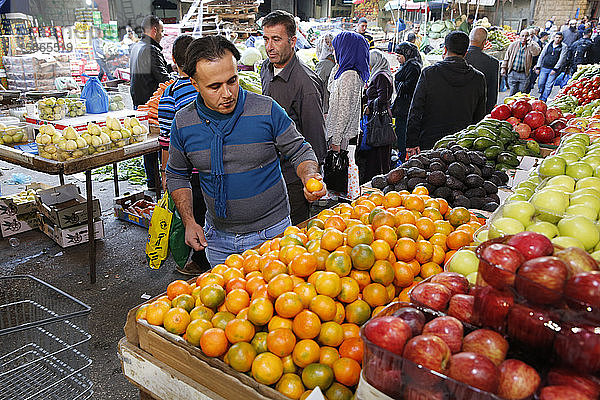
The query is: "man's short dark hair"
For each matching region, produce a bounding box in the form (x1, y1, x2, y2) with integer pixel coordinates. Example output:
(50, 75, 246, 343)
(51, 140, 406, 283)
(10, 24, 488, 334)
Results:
(468, 14, 475, 20)
(407, 33, 417, 43)
(141, 15, 161, 32)
(262, 10, 296, 38)
(555, 31, 564, 37)
(183, 35, 241, 78)
(172, 35, 193, 68)
(539, 31, 550, 38)
(445, 31, 470, 55)
(358, 17, 368, 24)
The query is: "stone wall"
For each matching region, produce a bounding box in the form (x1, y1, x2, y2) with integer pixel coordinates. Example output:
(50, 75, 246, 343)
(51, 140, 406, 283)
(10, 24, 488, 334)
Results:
(533, 0, 590, 26)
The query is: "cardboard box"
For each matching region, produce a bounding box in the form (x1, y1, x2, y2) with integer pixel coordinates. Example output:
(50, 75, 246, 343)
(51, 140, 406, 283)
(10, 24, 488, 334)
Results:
(113, 191, 154, 229)
(37, 184, 100, 229)
(0, 183, 52, 217)
(0, 212, 38, 237)
(38, 215, 104, 247)
(124, 295, 288, 400)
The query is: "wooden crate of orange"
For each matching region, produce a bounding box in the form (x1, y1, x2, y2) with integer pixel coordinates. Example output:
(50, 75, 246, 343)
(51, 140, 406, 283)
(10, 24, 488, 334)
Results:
(129, 187, 481, 399)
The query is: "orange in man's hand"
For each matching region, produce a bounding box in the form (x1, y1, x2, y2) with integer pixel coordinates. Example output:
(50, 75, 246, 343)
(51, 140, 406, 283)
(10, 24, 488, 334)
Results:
(306, 178, 324, 193)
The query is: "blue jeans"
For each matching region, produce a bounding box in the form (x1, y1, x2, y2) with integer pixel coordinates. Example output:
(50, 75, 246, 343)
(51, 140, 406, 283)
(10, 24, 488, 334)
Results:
(538, 67, 558, 101)
(203, 216, 291, 266)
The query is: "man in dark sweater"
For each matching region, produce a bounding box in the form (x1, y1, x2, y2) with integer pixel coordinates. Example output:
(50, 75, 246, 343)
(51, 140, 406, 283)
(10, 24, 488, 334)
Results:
(130, 15, 171, 192)
(406, 31, 486, 155)
(465, 27, 500, 113)
(260, 10, 327, 225)
(570, 28, 593, 74)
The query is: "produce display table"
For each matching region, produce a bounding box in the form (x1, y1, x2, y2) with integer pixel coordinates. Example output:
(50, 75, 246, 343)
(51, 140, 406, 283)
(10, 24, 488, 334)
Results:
(24, 109, 148, 131)
(0, 134, 161, 284)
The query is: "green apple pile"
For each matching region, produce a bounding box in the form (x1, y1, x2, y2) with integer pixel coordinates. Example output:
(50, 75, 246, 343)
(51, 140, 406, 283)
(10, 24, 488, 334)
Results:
(104, 116, 131, 148)
(83, 122, 112, 154)
(0, 123, 28, 146)
(109, 94, 125, 111)
(37, 97, 66, 121)
(123, 117, 148, 143)
(2, 189, 37, 204)
(35, 124, 62, 160)
(482, 133, 600, 258)
(65, 98, 86, 118)
(446, 248, 480, 284)
(35, 125, 88, 161)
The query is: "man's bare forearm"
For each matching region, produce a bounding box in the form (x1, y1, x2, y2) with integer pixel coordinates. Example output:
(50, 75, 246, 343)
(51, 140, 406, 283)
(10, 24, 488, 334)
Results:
(296, 160, 320, 183)
(170, 187, 196, 226)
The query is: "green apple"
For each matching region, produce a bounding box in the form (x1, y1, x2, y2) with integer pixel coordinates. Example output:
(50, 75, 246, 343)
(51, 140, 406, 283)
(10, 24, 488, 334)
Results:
(475, 229, 489, 243)
(446, 249, 479, 276)
(502, 201, 536, 226)
(517, 181, 537, 191)
(570, 133, 591, 145)
(513, 187, 535, 198)
(531, 189, 570, 222)
(527, 220, 559, 238)
(546, 175, 576, 192)
(489, 217, 525, 239)
(565, 204, 598, 220)
(572, 187, 600, 198)
(558, 216, 600, 250)
(552, 235, 586, 250)
(575, 176, 600, 192)
(591, 250, 600, 262)
(570, 193, 600, 214)
(561, 145, 586, 158)
(558, 152, 581, 164)
(539, 156, 566, 177)
(582, 155, 600, 170)
(505, 193, 530, 202)
(466, 272, 478, 286)
(566, 162, 595, 179)
(595, 166, 600, 177)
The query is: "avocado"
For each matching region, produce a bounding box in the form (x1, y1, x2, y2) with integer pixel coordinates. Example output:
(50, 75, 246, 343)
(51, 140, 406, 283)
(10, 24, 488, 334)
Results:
(465, 187, 486, 198)
(429, 161, 445, 172)
(383, 185, 394, 194)
(428, 170, 447, 187)
(486, 193, 501, 203)
(433, 186, 452, 200)
(457, 138, 475, 149)
(404, 159, 424, 169)
(465, 174, 485, 188)
(475, 127, 496, 140)
(440, 149, 455, 164)
(447, 162, 467, 181)
(484, 145, 503, 160)
(497, 152, 520, 168)
(417, 182, 436, 195)
(386, 167, 405, 185)
(446, 175, 465, 191)
(455, 150, 471, 165)
(449, 145, 466, 153)
(481, 165, 494, 179)
(394, 180, 408, 191)
(469, 151, 486, 166)
(407, 167, 427, 179)
(483, 202, 499, 212)
(452, 190, 465, 201)
(526, 140, 541, 155)
(470, 197, 486, 210)
(453, 195, 471, 208)
(489, 175, 503, 186)
(483, 181, 498, 194)
(429, 150, 441, 159)
(493, 170, 510, 184)
(433, 139, 451, 150)
(508, 144, 527, 156)
(371, 175, 387, 189)
(466, 164, 482, 177)
(407, 177, 426, 191)
(415, 154, 431, 168)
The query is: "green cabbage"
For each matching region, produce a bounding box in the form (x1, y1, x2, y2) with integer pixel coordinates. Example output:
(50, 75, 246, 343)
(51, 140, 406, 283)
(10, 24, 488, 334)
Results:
(240, 48, 262, 66)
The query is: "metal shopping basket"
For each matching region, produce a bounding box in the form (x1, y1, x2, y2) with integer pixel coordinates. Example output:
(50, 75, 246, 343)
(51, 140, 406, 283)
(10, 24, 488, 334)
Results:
(0, 275, 93, 400)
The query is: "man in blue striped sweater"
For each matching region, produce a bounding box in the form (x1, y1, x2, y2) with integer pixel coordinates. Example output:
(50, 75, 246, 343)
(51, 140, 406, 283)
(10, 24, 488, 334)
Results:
(158, 35, 210, 275)
(166, 36, 327, 266)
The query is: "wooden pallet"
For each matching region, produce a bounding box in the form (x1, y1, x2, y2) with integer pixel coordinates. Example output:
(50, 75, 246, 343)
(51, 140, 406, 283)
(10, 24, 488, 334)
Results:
(205, 4, 258, 15)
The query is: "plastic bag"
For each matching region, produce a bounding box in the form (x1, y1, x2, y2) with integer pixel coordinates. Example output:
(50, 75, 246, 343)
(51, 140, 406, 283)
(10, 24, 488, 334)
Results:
(168, 195, 191, 268)
(146, 193, 172, 269)
(323, 150, 349, 193)
(80, 75, 109, 114)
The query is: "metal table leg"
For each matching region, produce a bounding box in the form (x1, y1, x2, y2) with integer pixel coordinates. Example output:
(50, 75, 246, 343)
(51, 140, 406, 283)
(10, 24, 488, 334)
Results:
(86, 170, 96, 284)
(59, 171, 65, 185)
(113, 162, 120, 197)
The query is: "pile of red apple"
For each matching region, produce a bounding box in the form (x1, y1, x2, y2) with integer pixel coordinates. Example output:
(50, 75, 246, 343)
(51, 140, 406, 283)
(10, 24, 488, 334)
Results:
(363, 302, 600, 400)
(491, 99, 569, 145)
(475, 231, 600, 374)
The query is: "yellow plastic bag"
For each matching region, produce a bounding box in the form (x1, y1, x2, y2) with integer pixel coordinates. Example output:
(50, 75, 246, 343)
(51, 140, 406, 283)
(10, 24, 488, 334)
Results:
(146, 193, 172, 269)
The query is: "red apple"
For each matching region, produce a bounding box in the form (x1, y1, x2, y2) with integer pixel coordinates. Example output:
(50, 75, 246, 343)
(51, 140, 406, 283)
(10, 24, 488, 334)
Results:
(550, 118, 567, 133)
(497, 359, 541, 400)
(364, 316, 412, 355)
(478, 243, 525, 289)
(462, 329, 509, 366)
(447, 352, 499, 393)
(507, 231, 554, 260)
(565, 112, 575, 120)
(430, 272, 470, 296)
(564, 271, 600, 311)
(515, 123, 532, 139)
(422, 316, 464, 354)
(511, 99, 532, 119)
(552, 136, 561, 145)
(515, 256, 568, 305)
(447, 294, 475, 324)
(409, 282, 452, 311)
(540, 386, 593, 400)
(363, 356, 403, 397)
(491, 104, 512, 120)
(530, 99, 548, 114)
(534, 125, 556, 143)
(403, 334, 451, 374)
(554, 247, 599, 277)
(473, 286, 514, 331)
(507, 116, 521, 126)
(554, 324, 600, 374)
(392, 306, 426, 336)
(546, 107, 564, 123)
(524, 110, 546, 129)
(507, 303, 556, 349)
(547, 368, 600, 399)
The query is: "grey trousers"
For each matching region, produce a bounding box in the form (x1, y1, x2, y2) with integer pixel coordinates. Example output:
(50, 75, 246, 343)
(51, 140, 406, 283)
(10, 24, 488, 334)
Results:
(508, 71, 529, 96)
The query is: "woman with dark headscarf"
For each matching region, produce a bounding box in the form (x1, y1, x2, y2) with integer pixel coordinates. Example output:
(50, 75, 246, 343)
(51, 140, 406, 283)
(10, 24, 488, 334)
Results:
(392, 42, 422, 162)
(357, 49, 394, 183)
(325, 31, 370, 152)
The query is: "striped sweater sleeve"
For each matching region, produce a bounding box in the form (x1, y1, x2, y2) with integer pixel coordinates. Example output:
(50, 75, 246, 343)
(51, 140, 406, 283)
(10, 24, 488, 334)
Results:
(157, 84, 176, 151)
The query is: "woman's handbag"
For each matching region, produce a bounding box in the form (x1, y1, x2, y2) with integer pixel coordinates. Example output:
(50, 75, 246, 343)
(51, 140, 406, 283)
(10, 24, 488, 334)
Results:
(366, 107, 396, 147)
(323, 149, 349, 193)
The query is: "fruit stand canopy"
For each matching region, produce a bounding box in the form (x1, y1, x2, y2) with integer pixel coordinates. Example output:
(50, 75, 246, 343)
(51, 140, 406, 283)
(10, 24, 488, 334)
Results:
(385, 0, 494, 9)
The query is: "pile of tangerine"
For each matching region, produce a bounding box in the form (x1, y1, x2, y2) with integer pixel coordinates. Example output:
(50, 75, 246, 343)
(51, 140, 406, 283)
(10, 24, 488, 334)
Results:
(136, 187, 481, 400)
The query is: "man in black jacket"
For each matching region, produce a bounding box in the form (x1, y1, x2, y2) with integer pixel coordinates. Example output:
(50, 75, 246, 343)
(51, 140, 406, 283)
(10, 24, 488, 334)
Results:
(130, 15, 171, 191)
(570, 28, 593, 74)
(406, 31, 486, 155)
(465, 27, 500, 114)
